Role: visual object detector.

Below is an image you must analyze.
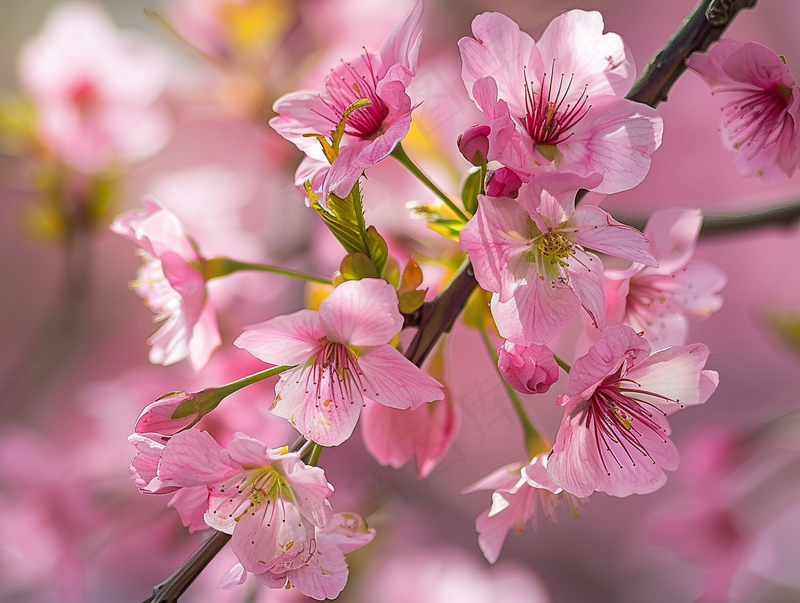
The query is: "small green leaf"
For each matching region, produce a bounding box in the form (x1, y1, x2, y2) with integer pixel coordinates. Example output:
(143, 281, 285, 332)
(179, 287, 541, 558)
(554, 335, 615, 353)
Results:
(340, 252, 379, 280)
(398, 289, 427, 314)
(381, 256, 401, 287)
(365, 226, 388, 274)
(460, 168, 482, 215)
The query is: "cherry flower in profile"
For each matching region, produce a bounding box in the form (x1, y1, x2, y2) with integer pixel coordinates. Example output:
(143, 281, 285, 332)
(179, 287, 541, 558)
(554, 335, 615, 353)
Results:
(687, 39, 800, 181)
(547, 325, 718, 498)
(270, 1, 422, 200)
(111, 197, 221, 371)
(235, 278, 444, 446)
(605, 208, 726, 349)
(463, 454, 583, 564)
(458, 10, 662, 194)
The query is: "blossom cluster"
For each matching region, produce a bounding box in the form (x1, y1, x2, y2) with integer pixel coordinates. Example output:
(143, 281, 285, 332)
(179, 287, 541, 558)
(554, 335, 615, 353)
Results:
(9, 0, 800, 600)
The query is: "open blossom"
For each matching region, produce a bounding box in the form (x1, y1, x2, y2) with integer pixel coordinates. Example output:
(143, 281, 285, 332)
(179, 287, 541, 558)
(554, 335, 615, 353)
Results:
(131, 429, 333, 576)
(458, 10, 662, 194)
(462, 455, 582, 564)
(18, 3, 170, 173)
(605, 208, 726, 349)
(111, 197, 221, 371)
(460, 175, 656, 345)
(547, 325, 719, 498)
(235, 278, 444, 446)
(270, 1, 422, 200)
(687, 40, 800, 181)
(220, 512, 375, 600)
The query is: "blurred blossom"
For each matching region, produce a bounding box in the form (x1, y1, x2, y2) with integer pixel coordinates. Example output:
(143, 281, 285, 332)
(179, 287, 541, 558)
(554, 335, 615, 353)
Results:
(360, 546, 551, 603)
(687, 39, 800, 182)
(18, 2, 171, 173)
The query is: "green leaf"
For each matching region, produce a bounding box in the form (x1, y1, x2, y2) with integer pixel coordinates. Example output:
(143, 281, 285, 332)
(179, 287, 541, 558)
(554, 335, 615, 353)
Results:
(365, 226, 388, 274)
(398, 289, 427, 314)
(340, 252, 379, 280)
(460, 168, 482, 215)
(381, 256, 401, 287)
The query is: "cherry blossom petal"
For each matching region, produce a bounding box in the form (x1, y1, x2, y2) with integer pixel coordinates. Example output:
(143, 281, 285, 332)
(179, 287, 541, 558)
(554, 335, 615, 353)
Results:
(157, 429, 241, 488)
(492, 280, 580, 345)
(234, 309, 325, 366)
(571, 205, 656, 266)
(536, 10, 635, 98)
(358, 345, 444, 410)
(318, 279, 403, 347)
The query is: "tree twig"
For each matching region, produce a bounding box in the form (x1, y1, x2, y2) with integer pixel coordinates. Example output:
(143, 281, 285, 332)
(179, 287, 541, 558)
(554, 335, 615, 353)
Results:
(626, 0, 758, 106)
(615, 198, 800, 237)
(142, 531, 232, 603)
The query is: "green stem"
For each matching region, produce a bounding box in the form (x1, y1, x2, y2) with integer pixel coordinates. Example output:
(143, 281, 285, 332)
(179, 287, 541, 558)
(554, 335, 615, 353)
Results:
(308, 443, 323, 467)
(479, 163, 487, 196)
(200, 257, 330, 285)
(215, 365, 295, 398)
(478, 324, 548, 458)
(553, 354, 571, 374)
(391, 143, 470, 223)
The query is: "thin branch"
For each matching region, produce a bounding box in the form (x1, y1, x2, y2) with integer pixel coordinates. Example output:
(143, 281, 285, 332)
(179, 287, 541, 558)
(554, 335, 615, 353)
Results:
(615, 198, 800, 237)
(142, 531, 232, 603)
(626, 0, 758, 106)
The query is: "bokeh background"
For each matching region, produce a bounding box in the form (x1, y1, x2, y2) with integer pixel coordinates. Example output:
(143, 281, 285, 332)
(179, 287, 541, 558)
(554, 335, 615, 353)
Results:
(2, 0, 800, 602)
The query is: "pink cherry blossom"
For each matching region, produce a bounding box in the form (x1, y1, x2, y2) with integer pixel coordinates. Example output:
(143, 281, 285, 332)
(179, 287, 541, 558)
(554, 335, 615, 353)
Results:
(111, 197, 221, 371)
(218, 512, 375, 600)
(605, 208, 726, 349)
(18, 3, 170, 173)
(132, 429, 334, 576)
(270, 1, 422, 200)
(234, 278, 444, 446)
(360, 395, 458, 478)
(687, 40, 800, 181)
(458, 10, 662, 194)
(460, 176, 656, 345)
(547, 325, 719, 498)
(462, 455, 582, 564)
(497, 341, 559, 395)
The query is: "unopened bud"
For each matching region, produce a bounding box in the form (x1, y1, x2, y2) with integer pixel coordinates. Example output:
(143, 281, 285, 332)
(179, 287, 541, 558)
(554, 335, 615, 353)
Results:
(485, 167, 523, 198)
(457, 124, 491, 166)
(498, 341, 559, 395)
(135, 390, 214, 436)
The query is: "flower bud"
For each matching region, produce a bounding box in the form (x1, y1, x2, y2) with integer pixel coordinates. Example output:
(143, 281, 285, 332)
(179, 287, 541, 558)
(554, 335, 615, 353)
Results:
(498, 341, 559, 394)
(457, 124, 491, 166)
(134, 391, 204, 436)
(485, 167, 523, 198)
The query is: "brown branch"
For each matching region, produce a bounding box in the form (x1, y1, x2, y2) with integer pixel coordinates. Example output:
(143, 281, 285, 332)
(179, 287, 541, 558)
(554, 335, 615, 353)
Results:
(142, 531, 232, 603)
(626, 0, 757, 106)
(615, 198, 800, 237)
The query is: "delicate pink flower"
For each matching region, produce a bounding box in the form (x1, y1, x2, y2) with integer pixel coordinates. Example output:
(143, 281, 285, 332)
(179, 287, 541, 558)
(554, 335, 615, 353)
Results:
(605, 208, 726, 349)
(235, 278, 444, 446)
(219, 512, 375, 600)
(547, 325, 718, 498)
(133, 429, 334, 575)
(360, 395, 458, 478)
(111, 197, 221, 371)
(460, 175, 656, 345)
(458, 10, 662, 194)
(270, 1, 422, 201)
(135, 392, 202, 436)
(462, 455, 582, 564)
(497, 341, 560, 395)
(18, 3, 170, 173)
(687, 40, 800, 181)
